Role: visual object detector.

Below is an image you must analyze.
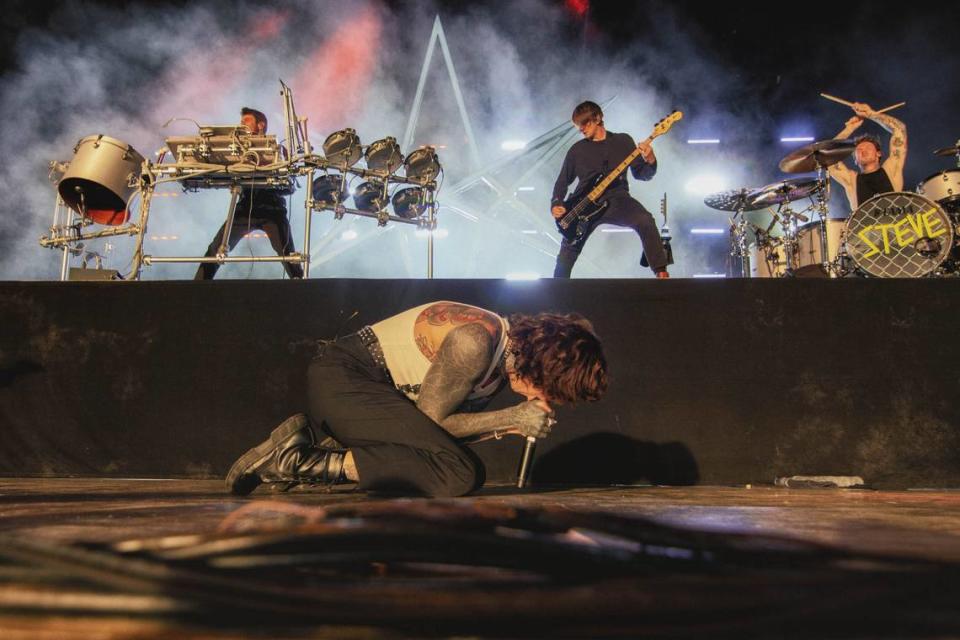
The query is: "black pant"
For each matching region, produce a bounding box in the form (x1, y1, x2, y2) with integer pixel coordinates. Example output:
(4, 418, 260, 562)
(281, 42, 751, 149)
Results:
(306, 335, 484, 497)
(194, 208, 303, 280)
(554, 193, 668, 278)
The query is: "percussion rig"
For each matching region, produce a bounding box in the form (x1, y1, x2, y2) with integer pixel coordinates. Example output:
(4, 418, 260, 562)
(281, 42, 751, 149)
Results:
(40, 80, 444, 280)
(704, 139, 853, 278)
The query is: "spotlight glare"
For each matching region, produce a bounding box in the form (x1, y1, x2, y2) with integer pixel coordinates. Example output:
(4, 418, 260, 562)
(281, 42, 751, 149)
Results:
(687, 139, 720, 144)
(505, 272, 541, 280)
(781, 136, 815, 143)
(415, 228, 448, 238)
(690, 227, 725, 234)
(501, 140, 527, 151)
(341, 230, 358, 241)
(685, 175, 727, 195)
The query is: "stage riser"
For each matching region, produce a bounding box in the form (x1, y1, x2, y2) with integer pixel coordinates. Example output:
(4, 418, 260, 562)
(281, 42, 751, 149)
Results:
(1, 279, 958, 489)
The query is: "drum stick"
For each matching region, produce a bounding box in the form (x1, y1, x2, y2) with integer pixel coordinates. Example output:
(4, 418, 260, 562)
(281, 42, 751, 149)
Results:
(875, 101, 906, 114)
(820, 92, 854, 107)
(820, 93, 905, 114)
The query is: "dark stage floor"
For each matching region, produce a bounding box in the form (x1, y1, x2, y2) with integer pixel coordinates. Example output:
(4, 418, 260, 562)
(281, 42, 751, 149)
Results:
(1, 479, 960, 638)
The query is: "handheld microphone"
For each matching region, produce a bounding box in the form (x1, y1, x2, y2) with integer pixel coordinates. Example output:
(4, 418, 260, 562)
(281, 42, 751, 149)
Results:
(516, 436, 537, 489)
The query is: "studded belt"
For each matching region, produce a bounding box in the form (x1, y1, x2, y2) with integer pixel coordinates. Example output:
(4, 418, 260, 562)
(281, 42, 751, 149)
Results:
(356, 326, 394, 385)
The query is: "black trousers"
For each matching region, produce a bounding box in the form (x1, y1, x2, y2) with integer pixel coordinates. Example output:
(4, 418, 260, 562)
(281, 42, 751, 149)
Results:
(554, 193, 668, 278)
(306, 335, 484, 497)
(194, 208, 303, 280)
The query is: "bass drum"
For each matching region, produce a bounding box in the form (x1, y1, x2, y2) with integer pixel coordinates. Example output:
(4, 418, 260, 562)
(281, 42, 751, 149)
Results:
(58, 135, 145, 226)
(749, 219, 845, 278)
(844, 192, 954, 278)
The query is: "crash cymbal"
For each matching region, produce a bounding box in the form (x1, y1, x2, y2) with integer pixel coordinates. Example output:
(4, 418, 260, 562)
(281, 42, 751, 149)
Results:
(933, 144, 960, 157)
(779, 139, 855, 173)
(704, 188, 767, 212)
(750, 178, 822, 207)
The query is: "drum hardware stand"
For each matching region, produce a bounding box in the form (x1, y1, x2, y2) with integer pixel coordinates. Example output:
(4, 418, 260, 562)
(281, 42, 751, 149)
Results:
(41, 192, 143, 280)
(776, 203, 802, 277)
(214, 184, 244, 258)
(425, 189, 438, 279)
(728, 209, 752, 278)
(812, 164, 835, 277)
(302, 166, 315, 277)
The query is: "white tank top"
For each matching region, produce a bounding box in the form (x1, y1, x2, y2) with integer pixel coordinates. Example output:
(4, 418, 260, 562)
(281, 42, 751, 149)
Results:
(370, 301, 509, 401)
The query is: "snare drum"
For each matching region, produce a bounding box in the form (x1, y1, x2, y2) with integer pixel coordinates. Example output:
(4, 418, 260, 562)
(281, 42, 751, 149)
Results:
(918, 169, 960, 214)
(844, 192, 954, 277)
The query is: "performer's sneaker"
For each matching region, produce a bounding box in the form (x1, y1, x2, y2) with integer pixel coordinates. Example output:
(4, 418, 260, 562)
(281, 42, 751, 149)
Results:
(225, 413, 346, 496)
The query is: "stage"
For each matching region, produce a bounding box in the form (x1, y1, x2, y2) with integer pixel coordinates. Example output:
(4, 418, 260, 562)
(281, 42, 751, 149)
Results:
(1, 275, 958, 635)
(1, 479, 959, 638)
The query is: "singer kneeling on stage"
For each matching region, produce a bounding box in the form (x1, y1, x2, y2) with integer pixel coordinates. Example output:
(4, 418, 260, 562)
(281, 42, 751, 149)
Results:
(226, 301, 608, 497)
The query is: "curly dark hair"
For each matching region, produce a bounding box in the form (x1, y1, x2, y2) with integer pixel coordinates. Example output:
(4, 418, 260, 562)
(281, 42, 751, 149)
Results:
(508, 312, 608, 404)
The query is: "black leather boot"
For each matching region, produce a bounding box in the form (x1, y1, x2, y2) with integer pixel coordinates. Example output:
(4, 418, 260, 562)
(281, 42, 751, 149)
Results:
(226, 413, 347, 496)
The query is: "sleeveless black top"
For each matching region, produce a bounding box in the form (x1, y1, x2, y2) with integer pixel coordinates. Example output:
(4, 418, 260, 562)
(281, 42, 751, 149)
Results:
(856, 167, 894, 207)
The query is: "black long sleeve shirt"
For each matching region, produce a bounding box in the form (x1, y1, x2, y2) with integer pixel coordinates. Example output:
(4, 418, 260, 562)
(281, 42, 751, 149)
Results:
(551, 131, 657, 206)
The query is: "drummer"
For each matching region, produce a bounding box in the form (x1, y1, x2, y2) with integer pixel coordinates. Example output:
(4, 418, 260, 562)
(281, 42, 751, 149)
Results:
(827, 102, 908, 211)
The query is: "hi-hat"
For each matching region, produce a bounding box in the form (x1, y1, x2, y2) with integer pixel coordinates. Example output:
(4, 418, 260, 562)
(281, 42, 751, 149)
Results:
(750, 178, 821, 207)
(704, 188, 766, 212)
(779, 139, 854, 173)
(933, 144, 960, 157)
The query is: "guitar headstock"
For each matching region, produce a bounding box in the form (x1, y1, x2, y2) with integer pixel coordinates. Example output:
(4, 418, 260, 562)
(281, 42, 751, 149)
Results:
(651, 111, 683, 138)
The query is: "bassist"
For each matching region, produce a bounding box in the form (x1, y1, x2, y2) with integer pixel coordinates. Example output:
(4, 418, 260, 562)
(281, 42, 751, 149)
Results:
(550, 101, 670, 279)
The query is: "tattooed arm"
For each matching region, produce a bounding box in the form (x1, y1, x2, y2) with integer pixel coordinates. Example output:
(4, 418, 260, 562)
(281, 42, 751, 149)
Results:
(876, 113, 907, 190)
(828, 116, 860, 193)
(416, 323, 555, 440)
(853, 102, 907, 189)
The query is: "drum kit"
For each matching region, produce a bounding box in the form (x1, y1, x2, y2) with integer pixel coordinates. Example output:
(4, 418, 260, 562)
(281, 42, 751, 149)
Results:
(40, 81, 444, 280)
(704, 137, 960, 278)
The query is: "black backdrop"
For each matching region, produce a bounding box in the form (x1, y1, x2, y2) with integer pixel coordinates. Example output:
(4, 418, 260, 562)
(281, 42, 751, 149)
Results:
(1, 278, 958, 488)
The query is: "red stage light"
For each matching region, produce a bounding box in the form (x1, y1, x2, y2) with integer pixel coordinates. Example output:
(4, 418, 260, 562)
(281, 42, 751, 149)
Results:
(565, 0, 589, 18)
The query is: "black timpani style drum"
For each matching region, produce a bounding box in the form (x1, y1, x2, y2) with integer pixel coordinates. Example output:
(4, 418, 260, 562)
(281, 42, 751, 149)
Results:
(57, 135, 145, 226)
(844, 192, 954, 278)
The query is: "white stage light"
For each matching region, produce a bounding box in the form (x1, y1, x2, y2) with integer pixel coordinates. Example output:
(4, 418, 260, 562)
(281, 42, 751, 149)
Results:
(687, 139, 720, 144)
(341, 230, 358, 241)
(505, 272, 541, 281)
(781, 136, 815, 143)
(690, 228, 725, 234)
(685, 175, 727, 195)
(500, 140, 527, 151)
(692, 273, 727, 278)
(415, 228, 449, 238)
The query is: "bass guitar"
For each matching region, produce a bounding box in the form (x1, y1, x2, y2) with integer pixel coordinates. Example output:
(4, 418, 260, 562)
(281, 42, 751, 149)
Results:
(555, 111, 683, 247)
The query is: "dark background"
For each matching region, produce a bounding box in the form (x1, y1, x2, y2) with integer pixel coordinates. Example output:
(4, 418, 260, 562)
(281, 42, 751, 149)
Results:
(2, 278, 958, 489)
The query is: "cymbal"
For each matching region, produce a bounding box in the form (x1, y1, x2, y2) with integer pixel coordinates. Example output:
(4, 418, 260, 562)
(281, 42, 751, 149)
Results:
(933, 144, 960, 157)
(779, 139, 855, 173)
(750, 178, 821, 206)
(704, 188, 767, 212)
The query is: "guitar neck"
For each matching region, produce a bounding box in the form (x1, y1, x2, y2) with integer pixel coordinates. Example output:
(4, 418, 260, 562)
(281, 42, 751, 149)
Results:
(587, 134, 654, 202)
